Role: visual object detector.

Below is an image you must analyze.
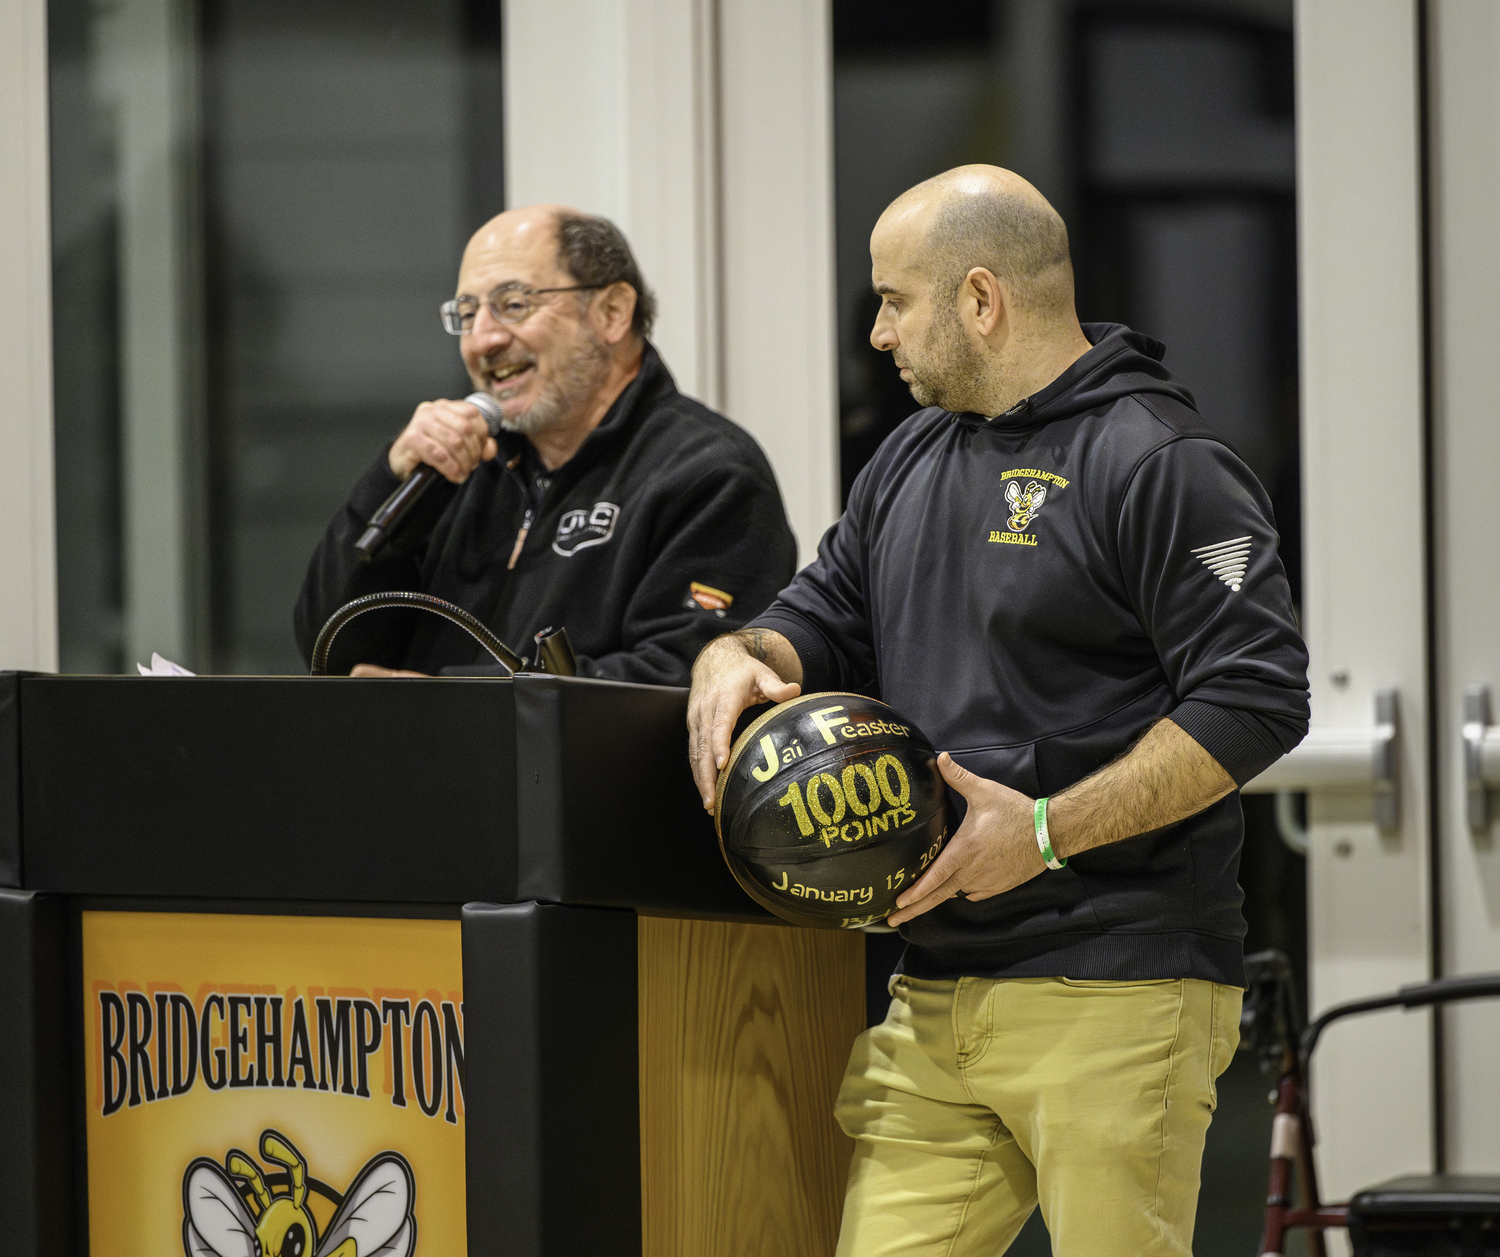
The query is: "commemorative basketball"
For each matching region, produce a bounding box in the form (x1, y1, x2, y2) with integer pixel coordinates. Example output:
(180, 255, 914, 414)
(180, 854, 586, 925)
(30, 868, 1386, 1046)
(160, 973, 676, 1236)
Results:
(714, 693, 948, 929)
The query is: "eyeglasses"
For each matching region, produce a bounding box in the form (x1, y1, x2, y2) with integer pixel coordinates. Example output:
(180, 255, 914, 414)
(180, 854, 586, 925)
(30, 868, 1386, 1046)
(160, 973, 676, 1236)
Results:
(439, 283, 607, 335)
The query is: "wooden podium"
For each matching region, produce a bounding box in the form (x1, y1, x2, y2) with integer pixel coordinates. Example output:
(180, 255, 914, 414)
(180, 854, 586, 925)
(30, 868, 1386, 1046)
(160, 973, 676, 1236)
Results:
(0, 672, 864, 1257)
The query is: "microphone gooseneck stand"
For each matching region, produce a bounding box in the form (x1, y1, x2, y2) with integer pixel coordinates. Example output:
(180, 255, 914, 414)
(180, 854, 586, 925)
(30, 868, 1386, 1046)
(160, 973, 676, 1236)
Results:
(309, 591, 524, 676)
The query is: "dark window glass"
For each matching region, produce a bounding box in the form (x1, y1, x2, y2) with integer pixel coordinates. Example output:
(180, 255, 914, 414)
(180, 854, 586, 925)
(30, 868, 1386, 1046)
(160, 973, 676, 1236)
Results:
(202, 0, 504, 673)
(48, 0, 503, 676)
(49, 0, 126, 674)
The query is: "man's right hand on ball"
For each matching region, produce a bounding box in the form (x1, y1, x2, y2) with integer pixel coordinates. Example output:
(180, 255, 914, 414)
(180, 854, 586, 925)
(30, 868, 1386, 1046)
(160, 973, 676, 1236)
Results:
(388, 398, 499, 483)
(688, 629, 803, 813)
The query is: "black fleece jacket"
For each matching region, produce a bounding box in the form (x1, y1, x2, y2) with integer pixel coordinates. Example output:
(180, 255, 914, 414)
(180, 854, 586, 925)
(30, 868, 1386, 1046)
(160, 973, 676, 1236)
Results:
(295, 345, 797, 683)
(751, 324, 1309, 987)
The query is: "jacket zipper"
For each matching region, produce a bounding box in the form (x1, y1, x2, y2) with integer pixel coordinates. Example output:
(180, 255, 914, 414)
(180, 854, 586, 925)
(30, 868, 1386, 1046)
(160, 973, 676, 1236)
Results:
(504, 452, 529, 571)
(505, 452, 562, 571)
(507, 509, 531, 571)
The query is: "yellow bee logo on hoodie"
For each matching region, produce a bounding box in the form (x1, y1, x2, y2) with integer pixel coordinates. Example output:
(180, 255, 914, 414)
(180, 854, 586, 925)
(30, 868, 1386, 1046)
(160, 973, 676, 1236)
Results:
(1004, 479, 1048, 531)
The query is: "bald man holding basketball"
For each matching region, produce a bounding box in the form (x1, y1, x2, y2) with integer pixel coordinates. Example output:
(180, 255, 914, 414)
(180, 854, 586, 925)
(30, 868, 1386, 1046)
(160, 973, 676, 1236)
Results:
(688, 167, 1309, 1255)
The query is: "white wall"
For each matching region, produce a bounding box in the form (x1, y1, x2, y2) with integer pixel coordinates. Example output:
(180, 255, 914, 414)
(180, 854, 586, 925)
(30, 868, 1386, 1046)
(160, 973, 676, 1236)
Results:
(505, 0, 713, 394)
(503, 0, 838, 564)
(0, 0, 59, 673)
(718, 0, 839, 566)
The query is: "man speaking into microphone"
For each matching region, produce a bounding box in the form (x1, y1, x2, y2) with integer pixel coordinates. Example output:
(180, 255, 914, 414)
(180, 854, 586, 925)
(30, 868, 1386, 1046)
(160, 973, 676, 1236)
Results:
(294, 205, 796, 682)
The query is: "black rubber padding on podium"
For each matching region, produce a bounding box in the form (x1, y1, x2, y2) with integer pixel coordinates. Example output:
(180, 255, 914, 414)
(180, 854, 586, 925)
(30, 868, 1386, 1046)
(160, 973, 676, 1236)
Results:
(0, 889, 73, 1254)
(461, 900, 640, 1257)
(514, 676, 766, 919)
(0, 674, 20, 888)
(19, 677, 517, 903)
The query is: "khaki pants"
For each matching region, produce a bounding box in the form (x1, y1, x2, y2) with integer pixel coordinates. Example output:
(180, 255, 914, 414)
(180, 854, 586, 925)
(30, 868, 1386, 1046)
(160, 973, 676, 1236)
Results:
(834, 974, 1241, 1257)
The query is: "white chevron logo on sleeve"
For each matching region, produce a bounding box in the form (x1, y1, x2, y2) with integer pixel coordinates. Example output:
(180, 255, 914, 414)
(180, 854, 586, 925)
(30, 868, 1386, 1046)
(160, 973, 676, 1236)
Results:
(1191, 535, 1252, 591)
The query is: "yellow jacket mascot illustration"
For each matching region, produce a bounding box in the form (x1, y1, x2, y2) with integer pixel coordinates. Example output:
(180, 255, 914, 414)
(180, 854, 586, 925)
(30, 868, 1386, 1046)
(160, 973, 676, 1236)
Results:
(182, 1129, 416, 1257)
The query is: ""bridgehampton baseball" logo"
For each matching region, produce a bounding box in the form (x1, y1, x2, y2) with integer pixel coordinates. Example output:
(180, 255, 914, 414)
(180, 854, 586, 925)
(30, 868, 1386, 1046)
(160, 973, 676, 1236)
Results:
(988, 467, 1069, 548)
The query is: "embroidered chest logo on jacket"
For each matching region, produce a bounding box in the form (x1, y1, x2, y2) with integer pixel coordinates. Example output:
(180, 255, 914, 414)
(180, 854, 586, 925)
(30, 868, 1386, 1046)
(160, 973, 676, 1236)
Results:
(554, 502, 620, 556)
(988, 468, 1069, 548)
(1005, 480, 1047, 530)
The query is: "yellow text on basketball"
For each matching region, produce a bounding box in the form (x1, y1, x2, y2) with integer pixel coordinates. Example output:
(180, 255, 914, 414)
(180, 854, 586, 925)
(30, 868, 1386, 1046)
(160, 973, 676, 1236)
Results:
(750, 734, 779, 781)
(778, 781, 815, 836)
(776, 754, 915, 847)
(809, 705, 849, 745)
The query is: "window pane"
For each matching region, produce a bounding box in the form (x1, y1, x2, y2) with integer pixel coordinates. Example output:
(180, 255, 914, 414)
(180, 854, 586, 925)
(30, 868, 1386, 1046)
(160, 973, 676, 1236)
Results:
(48, 0, 504, 675)
(202, 0, 503, 673)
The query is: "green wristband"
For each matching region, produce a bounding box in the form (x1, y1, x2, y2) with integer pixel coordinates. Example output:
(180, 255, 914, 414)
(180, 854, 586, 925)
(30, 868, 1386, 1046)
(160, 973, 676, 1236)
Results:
(1034, 796, 1066, 870)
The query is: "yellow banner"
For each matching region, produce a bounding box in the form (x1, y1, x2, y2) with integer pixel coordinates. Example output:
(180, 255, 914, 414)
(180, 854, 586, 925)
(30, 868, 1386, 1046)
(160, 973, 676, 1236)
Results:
(82, 911, 465, 1257)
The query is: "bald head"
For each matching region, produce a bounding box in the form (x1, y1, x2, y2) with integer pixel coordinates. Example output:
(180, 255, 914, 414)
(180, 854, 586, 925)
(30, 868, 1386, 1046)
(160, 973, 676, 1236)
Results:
(460, 204, 656, 338)
(883, 166, 1074, 318)
(869, 166, 1091, 416)
(460, 203, 569, 276)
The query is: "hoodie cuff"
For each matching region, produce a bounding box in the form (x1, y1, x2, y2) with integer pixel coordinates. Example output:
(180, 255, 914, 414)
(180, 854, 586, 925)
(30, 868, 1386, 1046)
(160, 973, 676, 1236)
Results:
(1169, 699, 1289, 787)
(747, 609, 838, 692)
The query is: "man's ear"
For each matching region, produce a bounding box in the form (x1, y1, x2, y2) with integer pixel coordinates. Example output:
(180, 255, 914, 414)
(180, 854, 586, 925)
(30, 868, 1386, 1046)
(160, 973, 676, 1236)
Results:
(965, 267, 1006, 339)
(593, 281, 638, 345)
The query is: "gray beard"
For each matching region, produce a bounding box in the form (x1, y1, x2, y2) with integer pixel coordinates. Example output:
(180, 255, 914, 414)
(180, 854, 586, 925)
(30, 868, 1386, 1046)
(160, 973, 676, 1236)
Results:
(499, 328, 612, 437)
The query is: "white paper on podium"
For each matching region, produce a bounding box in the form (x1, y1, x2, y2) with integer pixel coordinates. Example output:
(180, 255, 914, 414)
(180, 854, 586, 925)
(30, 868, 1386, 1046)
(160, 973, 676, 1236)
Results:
(136, 652, 196, 677)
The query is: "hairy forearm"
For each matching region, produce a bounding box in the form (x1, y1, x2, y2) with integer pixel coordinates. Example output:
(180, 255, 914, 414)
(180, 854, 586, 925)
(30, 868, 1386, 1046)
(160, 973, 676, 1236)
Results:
(731, 627, 805, 685)
(1048, 718, 1235, 859)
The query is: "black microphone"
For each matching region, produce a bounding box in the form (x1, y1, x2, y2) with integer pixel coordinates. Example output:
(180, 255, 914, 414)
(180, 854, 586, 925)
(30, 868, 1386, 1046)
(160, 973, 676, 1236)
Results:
(354, 392, 504, 559)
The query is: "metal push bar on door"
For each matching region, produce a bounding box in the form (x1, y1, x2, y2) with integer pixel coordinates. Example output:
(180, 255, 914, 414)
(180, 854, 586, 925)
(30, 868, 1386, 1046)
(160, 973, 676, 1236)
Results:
(1462, 684, 1500, 830)
(1241, 689, 1399, 831)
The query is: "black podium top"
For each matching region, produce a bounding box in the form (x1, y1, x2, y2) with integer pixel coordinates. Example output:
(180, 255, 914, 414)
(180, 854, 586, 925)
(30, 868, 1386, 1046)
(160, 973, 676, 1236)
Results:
(0, 672, 761, 919)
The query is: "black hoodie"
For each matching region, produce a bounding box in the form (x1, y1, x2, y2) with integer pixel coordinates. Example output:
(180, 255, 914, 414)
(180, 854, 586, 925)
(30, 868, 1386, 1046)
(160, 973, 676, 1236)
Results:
(295, 345, 797, 682)
(751, 324, 1309, 986)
